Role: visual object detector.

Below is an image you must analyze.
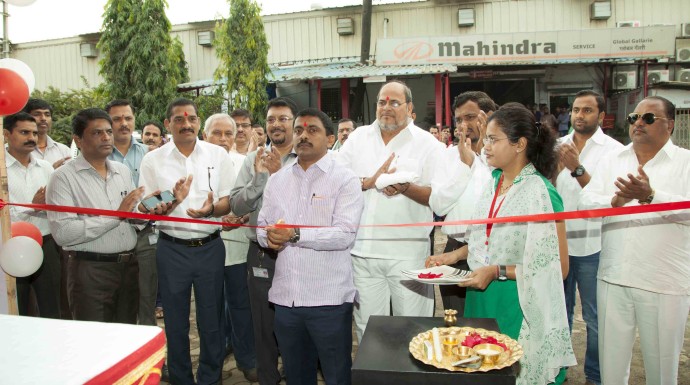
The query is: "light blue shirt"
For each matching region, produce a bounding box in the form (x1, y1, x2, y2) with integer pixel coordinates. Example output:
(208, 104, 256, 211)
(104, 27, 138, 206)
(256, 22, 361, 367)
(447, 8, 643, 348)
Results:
(108, 136, 148, 185)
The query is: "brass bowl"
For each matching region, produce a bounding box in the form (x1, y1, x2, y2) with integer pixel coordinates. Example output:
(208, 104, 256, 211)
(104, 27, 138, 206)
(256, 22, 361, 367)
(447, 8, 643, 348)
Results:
(451, 345, 475, 360)
(442, 335, 459, 356)
(473, 343, 504, 365)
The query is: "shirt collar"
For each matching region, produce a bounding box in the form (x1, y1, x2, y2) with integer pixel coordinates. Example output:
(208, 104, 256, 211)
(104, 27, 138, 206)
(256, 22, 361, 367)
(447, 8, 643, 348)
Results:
(561, 127, 608, 146)
(5, 149, 37, 168)
(372, 119, 416, 140)
(74, 155, 121, 175)
(291, 151, 333, 173)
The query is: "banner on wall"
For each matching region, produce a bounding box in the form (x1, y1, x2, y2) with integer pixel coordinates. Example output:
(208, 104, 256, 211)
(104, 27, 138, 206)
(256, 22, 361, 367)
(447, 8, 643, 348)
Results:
(377, 26, 676, 66)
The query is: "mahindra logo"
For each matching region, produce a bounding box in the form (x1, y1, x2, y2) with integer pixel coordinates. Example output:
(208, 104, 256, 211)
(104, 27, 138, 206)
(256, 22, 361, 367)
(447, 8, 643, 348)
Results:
(394, 41, 433, 61)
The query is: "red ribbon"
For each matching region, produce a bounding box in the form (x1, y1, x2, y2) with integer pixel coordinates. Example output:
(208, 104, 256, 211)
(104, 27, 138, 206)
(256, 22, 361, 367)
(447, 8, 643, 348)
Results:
(1, 199, 689, 229)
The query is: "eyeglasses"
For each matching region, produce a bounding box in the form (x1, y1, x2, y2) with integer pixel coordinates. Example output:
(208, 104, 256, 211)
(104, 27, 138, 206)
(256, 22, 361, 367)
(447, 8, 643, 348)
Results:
(237, 123, 252, 129)
(377, 99, 407, 108)
(266, 116, 293, 125)
(482, 137, 509, 146)
(627, 112, 670, 125)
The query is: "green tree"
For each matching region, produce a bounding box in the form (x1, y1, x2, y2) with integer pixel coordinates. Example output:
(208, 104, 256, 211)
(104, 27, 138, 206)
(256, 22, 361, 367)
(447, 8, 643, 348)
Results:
(214, 0, 271, 123)
(32, 80, 109, 145)
(98, 0, 188, 126)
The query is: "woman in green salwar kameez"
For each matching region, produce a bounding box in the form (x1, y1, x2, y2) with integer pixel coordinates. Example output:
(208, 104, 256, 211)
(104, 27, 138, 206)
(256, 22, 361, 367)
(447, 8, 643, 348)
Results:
(426, 105, 576, 385)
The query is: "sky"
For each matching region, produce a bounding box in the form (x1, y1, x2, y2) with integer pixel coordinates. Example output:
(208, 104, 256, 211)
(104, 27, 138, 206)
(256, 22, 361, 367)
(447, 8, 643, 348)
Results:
(3, 0, 417, 44)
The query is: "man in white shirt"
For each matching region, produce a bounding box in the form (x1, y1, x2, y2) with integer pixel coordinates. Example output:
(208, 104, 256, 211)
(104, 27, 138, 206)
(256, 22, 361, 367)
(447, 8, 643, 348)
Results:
(338, 80, 444, 341)
(138, 98, 236, 385)
(4, 112, 60, 319)
(580, 96, 689, 385)
(429, 91, 496, 313)
(556, 90, 623, 385)
(202, 113, 257, 382)
(23, 98, 71, 169)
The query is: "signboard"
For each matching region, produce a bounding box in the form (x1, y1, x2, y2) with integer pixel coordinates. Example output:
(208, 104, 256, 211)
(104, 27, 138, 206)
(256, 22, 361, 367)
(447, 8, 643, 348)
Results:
(376, 26, 676, 66)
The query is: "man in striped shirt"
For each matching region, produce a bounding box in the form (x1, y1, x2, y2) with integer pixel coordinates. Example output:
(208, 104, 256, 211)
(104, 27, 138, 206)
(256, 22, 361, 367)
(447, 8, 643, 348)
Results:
(46, 108, 144, 323)
(257, 108, 363, 385)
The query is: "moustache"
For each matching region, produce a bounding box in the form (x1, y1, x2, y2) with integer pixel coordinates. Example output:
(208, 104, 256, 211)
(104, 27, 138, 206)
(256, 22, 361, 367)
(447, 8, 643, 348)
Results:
(297, 140, 312, 147)
(24, 141, 37, 147)
(180, 127, 194, 134)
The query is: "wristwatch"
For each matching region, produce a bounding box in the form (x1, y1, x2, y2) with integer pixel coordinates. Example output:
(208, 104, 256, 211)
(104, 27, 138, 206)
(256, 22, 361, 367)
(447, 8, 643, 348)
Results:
(497, 265, 507, 281)
(288, 228, 301, 243)
(570, 165, 586, 178)
(638, 189, 655, 205)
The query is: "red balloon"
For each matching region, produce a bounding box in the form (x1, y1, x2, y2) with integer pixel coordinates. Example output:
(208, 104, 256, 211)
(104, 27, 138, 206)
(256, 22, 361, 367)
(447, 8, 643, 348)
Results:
(11, 221, 43, 247)
(0, 68, 30, 115)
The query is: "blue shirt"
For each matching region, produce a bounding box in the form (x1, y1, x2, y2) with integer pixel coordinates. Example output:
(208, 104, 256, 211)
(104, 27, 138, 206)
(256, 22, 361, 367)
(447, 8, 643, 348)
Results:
(257, 152, 364, 307)
(108, 136, 149, 185)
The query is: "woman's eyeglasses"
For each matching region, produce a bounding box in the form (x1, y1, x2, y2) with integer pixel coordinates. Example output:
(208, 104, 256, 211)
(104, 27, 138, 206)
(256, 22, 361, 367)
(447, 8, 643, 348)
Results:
(482, 137, 509, 146)
(627, 113, 670, 125)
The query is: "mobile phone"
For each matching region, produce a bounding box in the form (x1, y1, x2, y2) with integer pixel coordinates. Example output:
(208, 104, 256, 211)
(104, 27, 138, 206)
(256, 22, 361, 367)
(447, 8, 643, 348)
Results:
(141, 190, 177, 211)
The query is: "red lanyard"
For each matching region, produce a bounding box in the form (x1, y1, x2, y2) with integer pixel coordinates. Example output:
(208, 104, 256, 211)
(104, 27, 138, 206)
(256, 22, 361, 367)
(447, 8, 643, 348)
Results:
(485, 174, 506, 246)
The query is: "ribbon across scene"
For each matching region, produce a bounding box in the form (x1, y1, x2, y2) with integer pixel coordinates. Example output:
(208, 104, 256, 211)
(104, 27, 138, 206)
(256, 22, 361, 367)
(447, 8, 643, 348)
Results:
(2, 199, 690, 229)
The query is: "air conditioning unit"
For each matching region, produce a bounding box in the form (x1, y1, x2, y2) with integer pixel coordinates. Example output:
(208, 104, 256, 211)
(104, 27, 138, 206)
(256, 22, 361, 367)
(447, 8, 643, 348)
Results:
(458, 9, 475, 27)
(337, 17, 355, 35)
(616, 20, 640, 28)
(197, 31, 215, 46)
(613, 70, 637, 89)
(677, 69, 690, 83)
(590, 1, 611, 20)
(681, 23, 690, 38)
(80, 43, 98, 58)
(677, 39, 690, 62)
(647, 70, 669, 84)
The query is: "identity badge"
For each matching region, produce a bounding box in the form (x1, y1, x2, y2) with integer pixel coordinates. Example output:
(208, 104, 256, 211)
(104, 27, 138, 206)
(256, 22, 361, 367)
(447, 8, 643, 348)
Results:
(252, 267, 269, 278)
(148, 233, 159, 245)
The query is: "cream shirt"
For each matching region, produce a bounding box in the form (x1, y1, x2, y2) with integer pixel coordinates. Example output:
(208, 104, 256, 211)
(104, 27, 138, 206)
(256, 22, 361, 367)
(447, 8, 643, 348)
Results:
(6, 150, 53, 236)
(555, 128, 623, 256)
(138, 140, 236, 239)
(430, 148, 492, 242)
(579, 140, 690, 295)
(223, 151, 250, 266)
(337, 120, 444, 260)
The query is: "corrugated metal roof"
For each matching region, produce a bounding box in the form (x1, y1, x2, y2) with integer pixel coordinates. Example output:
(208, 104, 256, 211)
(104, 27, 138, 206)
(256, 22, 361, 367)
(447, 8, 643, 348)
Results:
(177, 62, 458, 91)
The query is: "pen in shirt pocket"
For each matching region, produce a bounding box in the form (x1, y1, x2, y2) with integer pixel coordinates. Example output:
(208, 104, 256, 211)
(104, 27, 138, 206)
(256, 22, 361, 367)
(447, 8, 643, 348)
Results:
(311, 193, 325, 204)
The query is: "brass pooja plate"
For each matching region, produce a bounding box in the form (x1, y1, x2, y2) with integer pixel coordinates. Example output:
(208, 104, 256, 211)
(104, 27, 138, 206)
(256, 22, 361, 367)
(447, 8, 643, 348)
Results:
(408, 327, 523, 373)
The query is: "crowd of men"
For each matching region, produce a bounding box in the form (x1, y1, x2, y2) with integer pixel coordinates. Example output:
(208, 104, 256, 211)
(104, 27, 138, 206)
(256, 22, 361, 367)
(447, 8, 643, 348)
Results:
(3, 79, 687, 385)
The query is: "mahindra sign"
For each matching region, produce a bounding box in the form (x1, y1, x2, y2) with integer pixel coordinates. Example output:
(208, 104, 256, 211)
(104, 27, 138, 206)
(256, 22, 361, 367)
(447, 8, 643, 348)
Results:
(376, 26, 675, 66)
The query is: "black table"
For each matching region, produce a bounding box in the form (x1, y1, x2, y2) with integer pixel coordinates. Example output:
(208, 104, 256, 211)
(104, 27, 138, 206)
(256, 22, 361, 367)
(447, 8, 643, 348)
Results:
(352, 316, 518, 385)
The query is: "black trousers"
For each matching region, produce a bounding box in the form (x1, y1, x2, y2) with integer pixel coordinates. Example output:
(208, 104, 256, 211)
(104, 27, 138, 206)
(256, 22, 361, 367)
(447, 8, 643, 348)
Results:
(157, 236, 225, 385)
(438, 238, 469, 315)
(247, 241, 281, 385)
(16, 235, 61, 318)
(67, 252, 139, 323)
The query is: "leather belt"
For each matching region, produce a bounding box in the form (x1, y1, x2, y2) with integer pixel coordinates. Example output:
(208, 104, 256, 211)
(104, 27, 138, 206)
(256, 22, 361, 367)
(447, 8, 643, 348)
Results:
(159, 231, 220, 247)
(73, 250, 136, 263)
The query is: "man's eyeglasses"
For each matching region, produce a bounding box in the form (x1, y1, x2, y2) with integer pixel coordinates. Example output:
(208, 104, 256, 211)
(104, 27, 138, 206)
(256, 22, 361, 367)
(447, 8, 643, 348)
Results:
(266, 116, 293, 125)
(237, 123, 252, 129)
(627, 113, 670, 125)
(482, 137, 509, 146)
(377, 99, 407, 108)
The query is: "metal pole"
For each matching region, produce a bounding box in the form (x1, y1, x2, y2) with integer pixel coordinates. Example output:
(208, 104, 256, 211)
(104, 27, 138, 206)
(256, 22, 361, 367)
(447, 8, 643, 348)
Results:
(2, 0, 10, 58)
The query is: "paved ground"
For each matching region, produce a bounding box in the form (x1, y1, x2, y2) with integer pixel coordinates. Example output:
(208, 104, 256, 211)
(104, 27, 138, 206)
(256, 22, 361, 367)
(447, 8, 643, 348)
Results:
(159, 229, 689, 384)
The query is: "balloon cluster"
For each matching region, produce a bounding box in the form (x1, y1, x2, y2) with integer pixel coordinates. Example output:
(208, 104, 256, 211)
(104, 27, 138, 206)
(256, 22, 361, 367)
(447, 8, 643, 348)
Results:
(0, 222, 44, 278)
(0, 58, 35, 116)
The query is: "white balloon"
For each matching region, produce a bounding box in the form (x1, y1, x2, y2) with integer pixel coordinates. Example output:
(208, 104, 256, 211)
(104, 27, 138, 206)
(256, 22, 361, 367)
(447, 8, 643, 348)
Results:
(0, 236, 43, 278)
(0, 58, 35, 93)
(5, 0, 37, 6)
